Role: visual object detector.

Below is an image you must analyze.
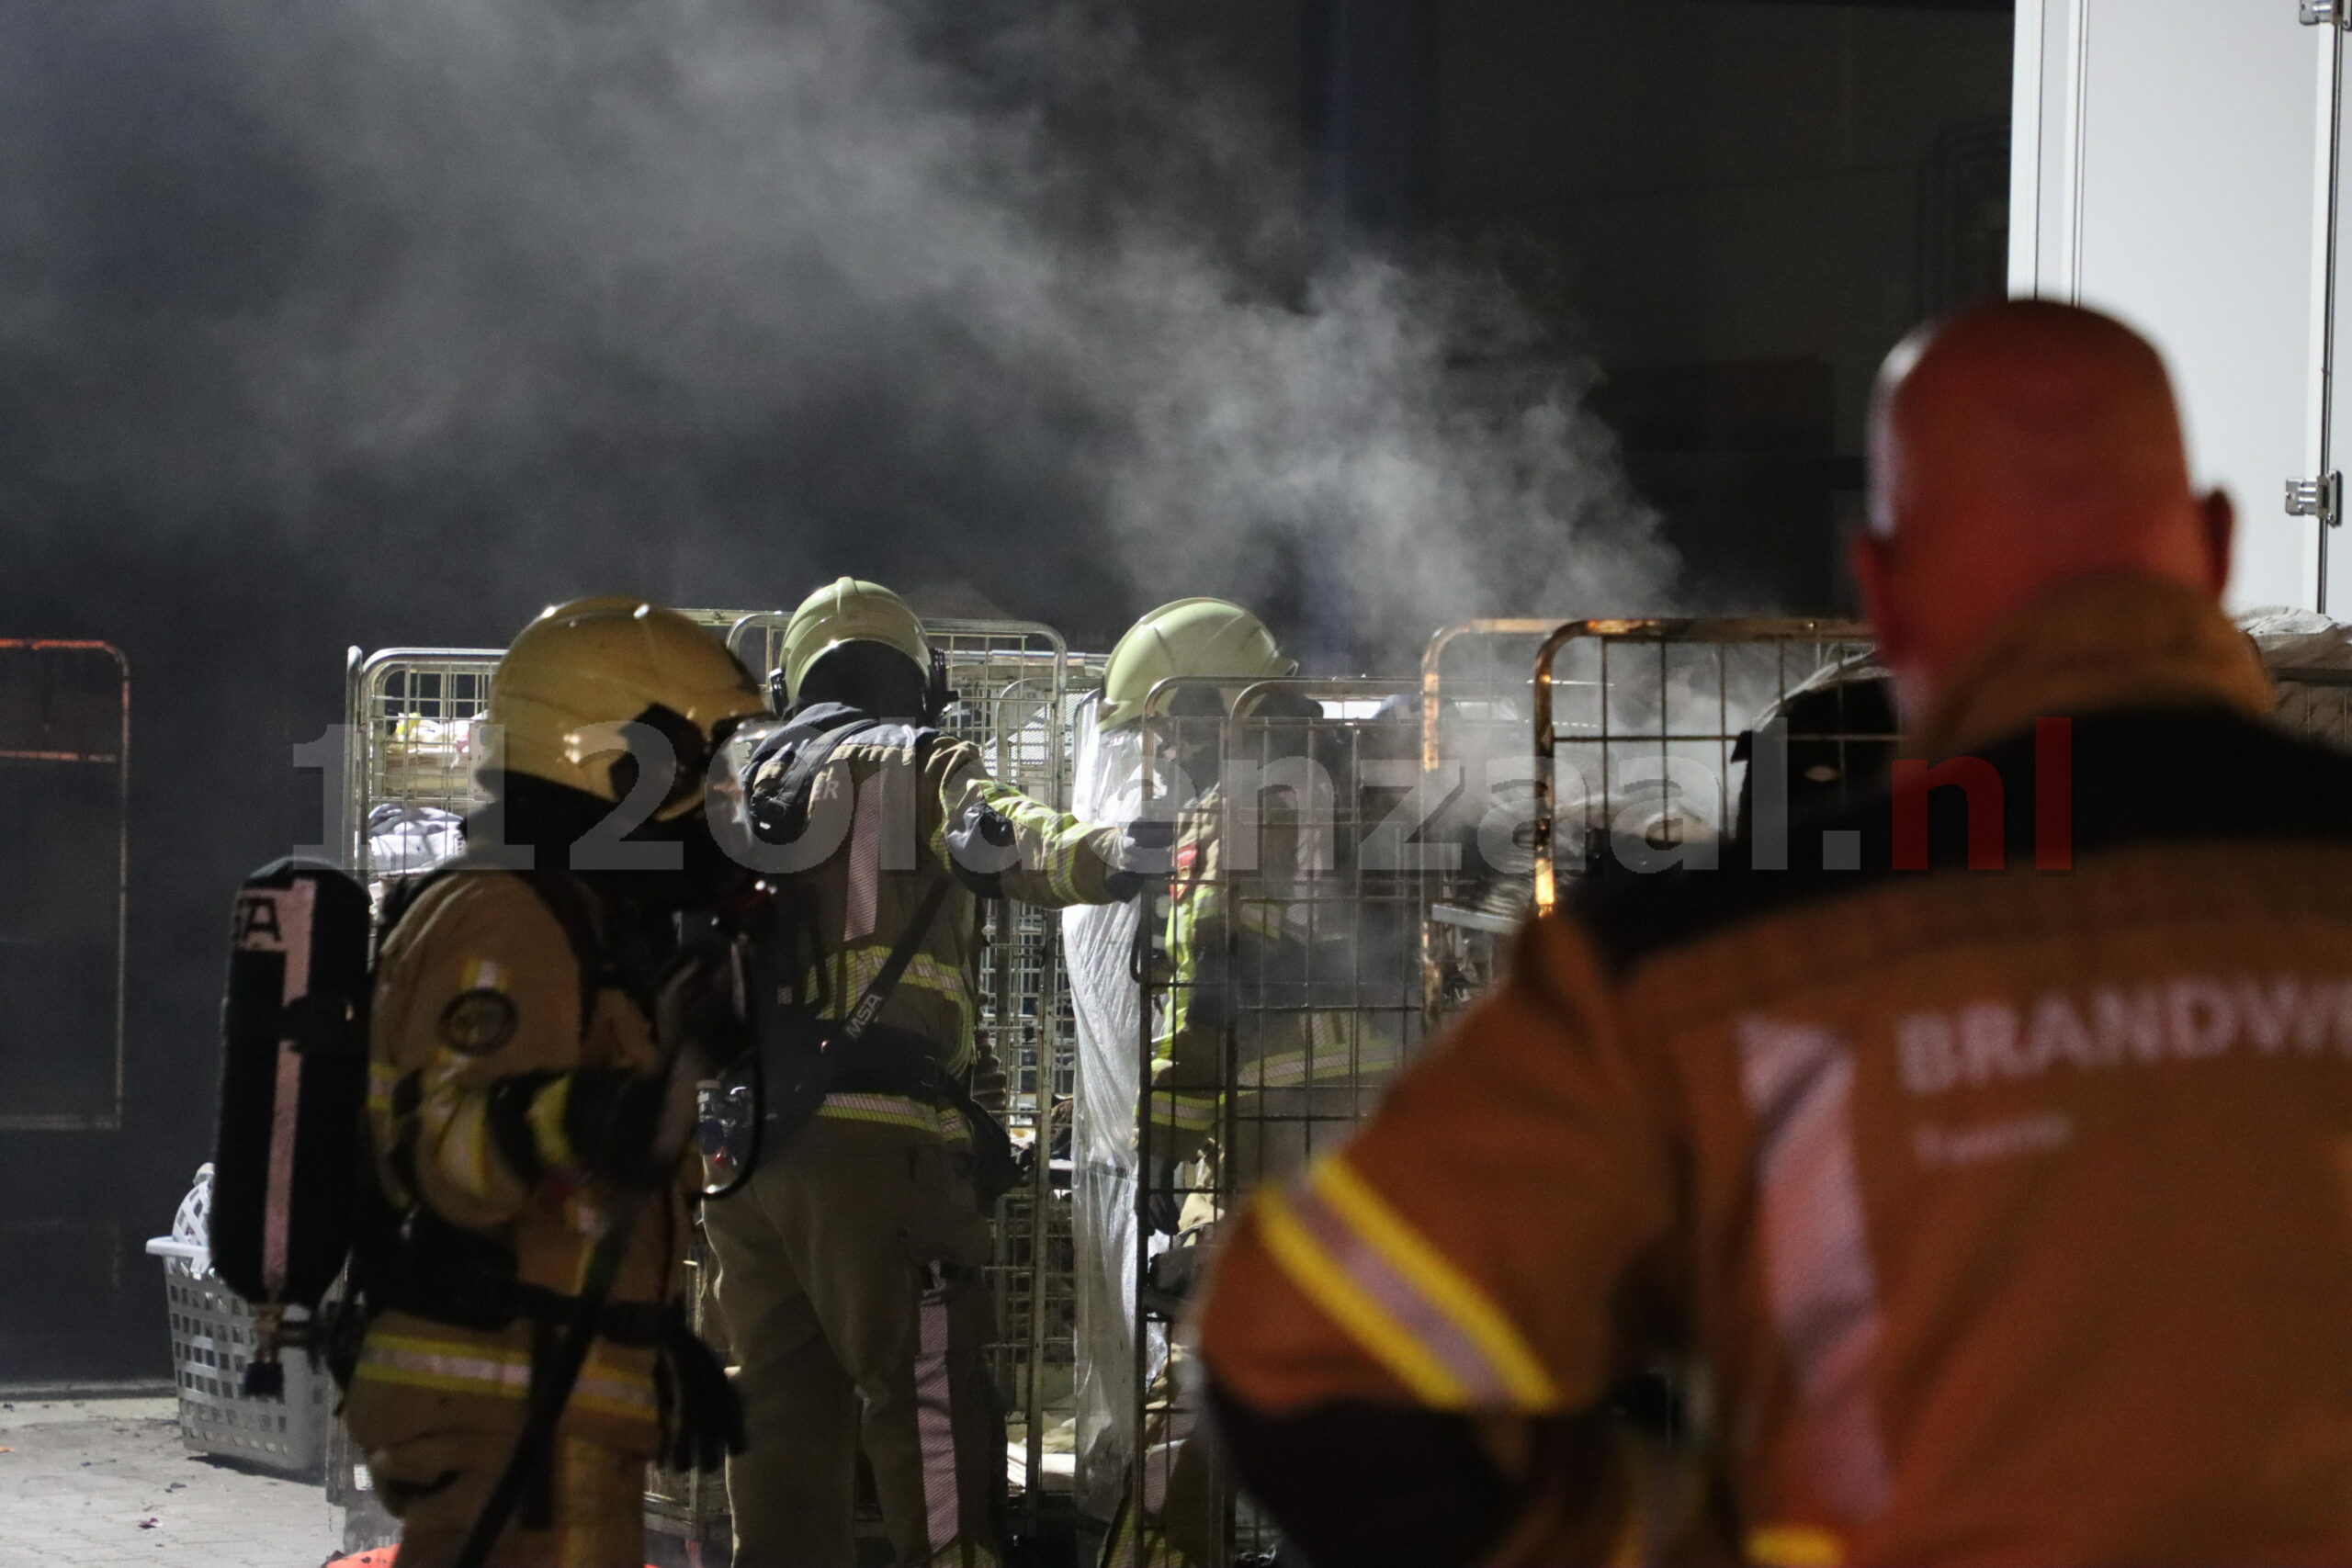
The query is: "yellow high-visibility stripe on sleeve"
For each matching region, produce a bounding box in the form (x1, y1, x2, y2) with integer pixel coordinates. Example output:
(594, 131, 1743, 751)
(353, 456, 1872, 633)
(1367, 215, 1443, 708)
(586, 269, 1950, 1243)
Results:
(1747, 1526, 1845, 1568)
(1257, 1155, 1558, 1410)
(1258, 1184, 1472, 1405)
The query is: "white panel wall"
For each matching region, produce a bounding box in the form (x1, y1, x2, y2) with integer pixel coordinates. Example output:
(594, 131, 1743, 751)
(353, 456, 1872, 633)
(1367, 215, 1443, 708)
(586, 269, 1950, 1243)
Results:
(2011, 0, 2329, 611)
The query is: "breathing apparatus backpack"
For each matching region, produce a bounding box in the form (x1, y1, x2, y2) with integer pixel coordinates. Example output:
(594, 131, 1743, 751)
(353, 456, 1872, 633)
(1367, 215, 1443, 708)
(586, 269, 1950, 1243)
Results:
(208, 858, 375, 1395)
(208, 854, 614, 1395)
(699, 705, 1021, 1202)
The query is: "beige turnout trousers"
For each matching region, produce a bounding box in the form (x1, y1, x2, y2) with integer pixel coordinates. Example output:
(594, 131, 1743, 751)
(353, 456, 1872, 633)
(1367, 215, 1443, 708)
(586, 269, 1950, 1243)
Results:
(704, 1115, 1001, 1568)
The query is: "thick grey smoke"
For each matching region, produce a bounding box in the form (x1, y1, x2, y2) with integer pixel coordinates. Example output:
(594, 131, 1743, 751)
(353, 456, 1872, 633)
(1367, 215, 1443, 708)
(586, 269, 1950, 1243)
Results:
(15, 0, 1670, 656)
(0, 0, 1670, 1331)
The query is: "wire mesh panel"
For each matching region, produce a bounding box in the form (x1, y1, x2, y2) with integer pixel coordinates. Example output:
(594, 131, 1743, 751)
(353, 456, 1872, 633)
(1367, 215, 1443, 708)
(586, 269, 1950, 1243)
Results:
(641, 1235, 729, 1560)
(1112, 678, 1426, 1567)
(345, 613, 764, 884)
(1416, 620, 1582, 1033)
(345, 649, 497, 886)
(927, 624, 1089, 1530)
(1532, 618, 1880, 915)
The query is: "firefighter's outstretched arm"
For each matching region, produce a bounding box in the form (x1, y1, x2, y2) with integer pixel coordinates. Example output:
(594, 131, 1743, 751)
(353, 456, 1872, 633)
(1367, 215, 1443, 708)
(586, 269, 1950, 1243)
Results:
(927, 739, 1157, 908)
(370, 875, 664, 1227)
(1195, 914, 1679, 1566)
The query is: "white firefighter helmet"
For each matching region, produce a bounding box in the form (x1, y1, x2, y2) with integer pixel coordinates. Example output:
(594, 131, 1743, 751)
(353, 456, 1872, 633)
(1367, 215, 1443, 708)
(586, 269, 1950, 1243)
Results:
(1098, 597, 1295, 731)
(485, 597, 765, 819)
(777, 577, 932, 705)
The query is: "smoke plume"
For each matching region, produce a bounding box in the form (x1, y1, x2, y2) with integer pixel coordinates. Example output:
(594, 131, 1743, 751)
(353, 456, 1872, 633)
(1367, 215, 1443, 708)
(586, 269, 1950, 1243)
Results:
(0, 0, 1669, 1337)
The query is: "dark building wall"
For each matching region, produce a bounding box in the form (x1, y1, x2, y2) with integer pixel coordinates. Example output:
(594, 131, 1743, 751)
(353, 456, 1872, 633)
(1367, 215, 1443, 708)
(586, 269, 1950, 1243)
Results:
(1137, 0, 2016, 611)
(1428, 1, 2016, 610)
(0, 0, 2014, 1380)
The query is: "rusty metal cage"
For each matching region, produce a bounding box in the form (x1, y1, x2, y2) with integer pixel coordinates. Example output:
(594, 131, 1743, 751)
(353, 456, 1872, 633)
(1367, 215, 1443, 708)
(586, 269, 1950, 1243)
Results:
(1101, 675, 1427, 1566)
(0, 640, 130, 1134)
(1417, 619, 1884, 1034)
(1529, 618, 1880, 916)
(1416, 619, 1584, 1033)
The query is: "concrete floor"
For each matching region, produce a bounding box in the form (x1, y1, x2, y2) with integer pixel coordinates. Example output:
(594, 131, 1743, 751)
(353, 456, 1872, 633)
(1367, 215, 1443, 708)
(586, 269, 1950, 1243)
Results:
(0, 1395, 342, 1568)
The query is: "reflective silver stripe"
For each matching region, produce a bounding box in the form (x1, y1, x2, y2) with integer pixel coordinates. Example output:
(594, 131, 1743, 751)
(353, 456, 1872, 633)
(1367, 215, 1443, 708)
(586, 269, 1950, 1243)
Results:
(815, 1093, 960, 1138)
(1739, 1018, 1893, 1521)
(360, 1341, 530, 1389)
(263, 880, 316, 1296)
(357, 1337, 658, 1414)
(846, 775, 881, 942)
(913, 1273, 961, 1556)
(1284, 1173, 1516, 1404)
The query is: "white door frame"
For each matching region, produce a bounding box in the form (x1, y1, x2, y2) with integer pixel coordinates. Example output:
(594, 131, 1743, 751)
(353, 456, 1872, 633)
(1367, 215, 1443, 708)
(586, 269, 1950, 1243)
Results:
(2009, 0, 2335, 613)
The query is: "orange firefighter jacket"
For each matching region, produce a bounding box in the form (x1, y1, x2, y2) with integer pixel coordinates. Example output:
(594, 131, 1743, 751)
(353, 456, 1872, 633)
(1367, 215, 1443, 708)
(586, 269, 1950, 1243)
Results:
(1199, 575, 2352, 1567)
(344, 870, 684, 1461)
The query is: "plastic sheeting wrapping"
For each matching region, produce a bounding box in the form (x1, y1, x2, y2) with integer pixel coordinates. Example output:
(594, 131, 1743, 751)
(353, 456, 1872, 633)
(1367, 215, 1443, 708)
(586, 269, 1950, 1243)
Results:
(1063, 695, 1147, 1522)
(2241, 606, 2352, 748)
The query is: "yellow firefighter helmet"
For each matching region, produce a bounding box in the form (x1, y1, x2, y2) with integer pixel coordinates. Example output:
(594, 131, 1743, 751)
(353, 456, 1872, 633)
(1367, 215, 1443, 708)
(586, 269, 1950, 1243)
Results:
(486, 597, 765, 819)
(777, 577, 932, 704)
(1098, 597, 1295, 731)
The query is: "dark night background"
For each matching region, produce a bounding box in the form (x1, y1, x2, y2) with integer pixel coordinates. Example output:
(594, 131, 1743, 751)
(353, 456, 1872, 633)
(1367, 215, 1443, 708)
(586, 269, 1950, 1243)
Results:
(0, 0, 2010, 1377)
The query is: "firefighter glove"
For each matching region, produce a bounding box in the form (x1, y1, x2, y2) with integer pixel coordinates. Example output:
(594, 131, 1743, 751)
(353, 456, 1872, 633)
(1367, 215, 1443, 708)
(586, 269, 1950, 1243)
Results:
(967, 1052, 1011, 1115)
(1105, 817, 1179, 901)
(657, 1305, 745, 1474)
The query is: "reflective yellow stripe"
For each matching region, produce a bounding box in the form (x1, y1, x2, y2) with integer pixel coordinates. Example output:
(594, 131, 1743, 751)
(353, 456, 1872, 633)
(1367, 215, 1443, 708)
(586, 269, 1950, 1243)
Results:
(1257, 1156, 1556, 1409)
(367, 1060, 399, 1116)
(811, 949, 977, 1074)
(1257, 1184, 1470, 1405)
(356, 1334, 657, 1418)
(815, 1093, 970, 1143)
(1148, 1094, 1220, 1133)
(1748, 1526, 1845, 1567)
(526, 1074, 575, 1171)
(1307, 1158, 1554, 1406)
(1236, 1033, 1406, 1090)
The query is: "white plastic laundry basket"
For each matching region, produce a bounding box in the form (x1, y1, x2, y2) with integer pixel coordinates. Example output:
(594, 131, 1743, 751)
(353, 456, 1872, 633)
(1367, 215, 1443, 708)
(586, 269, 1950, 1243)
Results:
(145, 1164, 331, 1477)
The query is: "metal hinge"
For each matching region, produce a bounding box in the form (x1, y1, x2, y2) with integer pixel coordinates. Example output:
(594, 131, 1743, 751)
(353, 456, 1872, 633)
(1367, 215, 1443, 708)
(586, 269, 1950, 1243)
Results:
(2288, 472, 2344, 525)
(2305, 0, 2352, 28)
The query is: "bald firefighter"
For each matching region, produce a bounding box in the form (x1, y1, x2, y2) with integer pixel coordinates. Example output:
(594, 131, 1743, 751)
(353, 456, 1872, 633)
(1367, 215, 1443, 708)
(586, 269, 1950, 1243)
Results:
(703, 579, 1163, 1568)
(342, 599, 767, 1568)
(1198, 301, 2352, 1567)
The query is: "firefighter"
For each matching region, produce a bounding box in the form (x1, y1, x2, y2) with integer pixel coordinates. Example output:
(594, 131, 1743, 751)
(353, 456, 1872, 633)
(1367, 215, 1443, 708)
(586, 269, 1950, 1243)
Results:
(1194, 300, 2352, 1566)
(703, 578, 1162, 1568)
(1094, 600, 1405, 1568)
(341, 598, 768, 1568)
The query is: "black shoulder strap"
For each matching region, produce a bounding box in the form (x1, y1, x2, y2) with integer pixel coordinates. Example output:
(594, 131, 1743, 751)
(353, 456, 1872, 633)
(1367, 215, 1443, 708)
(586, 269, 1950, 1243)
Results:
(751, 717, 882, 846)
(837, 876, 953, 1047)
